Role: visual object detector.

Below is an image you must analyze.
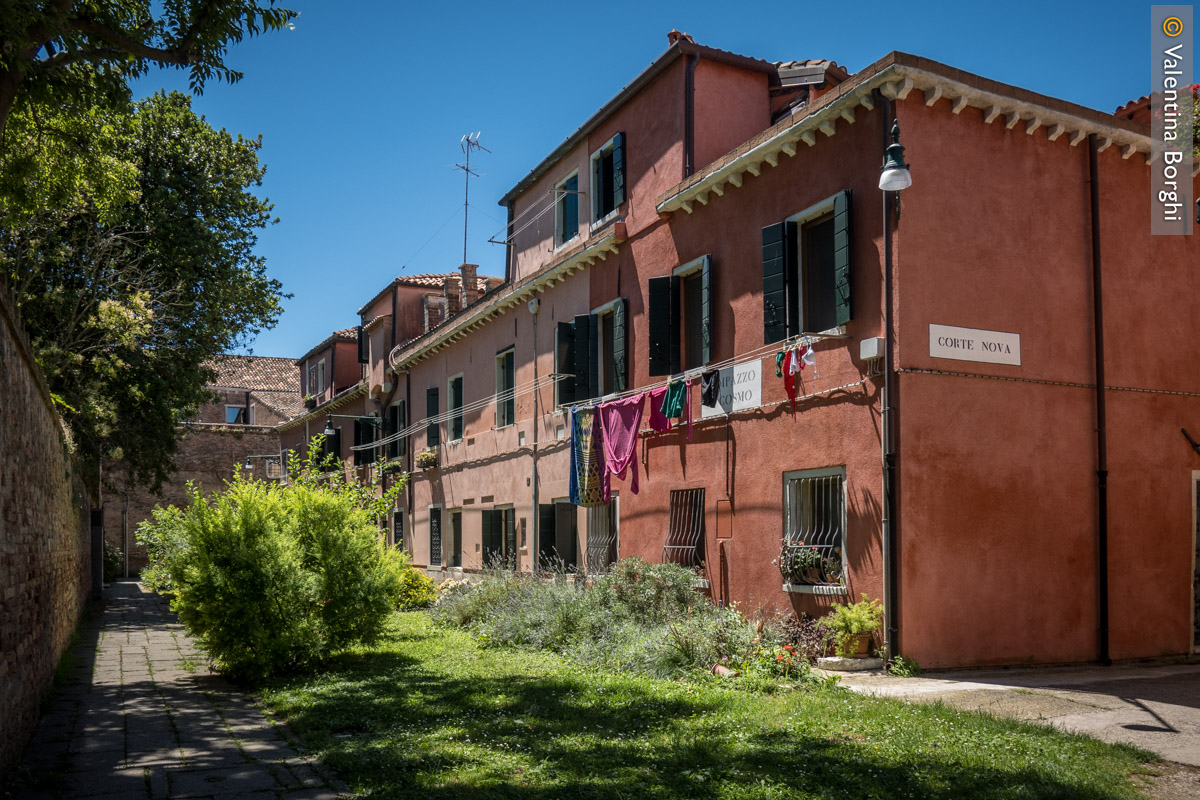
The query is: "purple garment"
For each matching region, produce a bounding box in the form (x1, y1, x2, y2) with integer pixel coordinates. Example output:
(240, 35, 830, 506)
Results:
(598, 393, 646, 498)
(648, 386, 671, 432)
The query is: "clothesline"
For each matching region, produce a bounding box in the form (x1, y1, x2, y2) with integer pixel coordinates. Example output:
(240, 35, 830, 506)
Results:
(347, 330, 849, 453)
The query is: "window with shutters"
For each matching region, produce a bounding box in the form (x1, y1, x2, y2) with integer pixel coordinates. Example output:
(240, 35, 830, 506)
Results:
(538, 500, 578, 571)
(555, 299, 627, 404)
(447, 374, 464, 442)
(392, 510, 404, 549)
(662, 488, 705, 569)
(387, 400, 406, 459)
(648, 256, 712, 377)
(353, 416, 378, 466)
(778, 468, 846, 589)
(317, 359, 326, 393)
(555, 171, 580, 247)
(586, 495, 619, 575)
(590, 132, 626, 226)
(426, 387, 440, 447)
(448, 509, 462, 568)
(762, 191, 852, 344)
(495, 348, 515, 427)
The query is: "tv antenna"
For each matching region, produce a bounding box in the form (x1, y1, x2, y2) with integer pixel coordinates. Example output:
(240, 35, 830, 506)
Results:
(455, 132, 490, 265)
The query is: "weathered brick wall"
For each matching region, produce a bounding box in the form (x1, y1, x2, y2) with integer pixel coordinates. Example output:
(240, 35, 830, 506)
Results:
(103, 424, 280, 574)
(0, 289, 91, 780)
(191, 389, 289, 426)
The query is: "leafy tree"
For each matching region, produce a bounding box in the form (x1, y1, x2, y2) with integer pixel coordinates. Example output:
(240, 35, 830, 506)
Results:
(1, 90, 286, 493)
(0, 0, 295, 141)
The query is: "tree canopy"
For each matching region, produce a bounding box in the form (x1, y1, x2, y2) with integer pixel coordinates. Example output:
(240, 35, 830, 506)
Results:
(0, 0, 295, 141)
(1, 90, 286, 493)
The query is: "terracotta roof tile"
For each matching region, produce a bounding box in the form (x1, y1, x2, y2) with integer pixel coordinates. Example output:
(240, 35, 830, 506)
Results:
(396, 273, 496, 292)
(207, 355, 297, 393)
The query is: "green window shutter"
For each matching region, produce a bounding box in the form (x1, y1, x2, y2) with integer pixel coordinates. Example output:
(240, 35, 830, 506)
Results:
(762, 222, 790, 344)
(612, 132, 626, 208)
(556, 321, 576, 406)
(832, 189, 853, 326)
(647, 276, 673, 377)
(356, 325, 368, 364)
(700, 255, 713, 365)
(426, 387, 439, 447)
(538, 504, 557, 567)
(573, 314, 597, 401)
(612, 297, 628, 392)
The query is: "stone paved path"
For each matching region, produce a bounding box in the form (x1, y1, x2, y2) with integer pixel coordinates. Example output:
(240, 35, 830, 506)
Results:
(11, 580, 345, 800)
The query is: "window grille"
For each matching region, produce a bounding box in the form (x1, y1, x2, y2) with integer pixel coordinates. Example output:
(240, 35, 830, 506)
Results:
(429, 508, 442, 568)
(779, 468, 845, 585)
(662, 489, 704, 568)
(586, 497, 619, 575)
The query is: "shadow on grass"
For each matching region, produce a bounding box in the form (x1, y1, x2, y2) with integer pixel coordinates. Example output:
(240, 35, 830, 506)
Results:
(261, 623, 1150, 800)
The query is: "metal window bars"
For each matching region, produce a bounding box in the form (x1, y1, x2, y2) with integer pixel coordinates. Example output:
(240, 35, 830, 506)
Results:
(662, 488, 705, 569)
(586, 502, 619, 575)
(779, 471, 844, 585)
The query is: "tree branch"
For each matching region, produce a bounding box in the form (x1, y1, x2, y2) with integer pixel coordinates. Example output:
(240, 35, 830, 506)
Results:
(65, 16, 200, 67)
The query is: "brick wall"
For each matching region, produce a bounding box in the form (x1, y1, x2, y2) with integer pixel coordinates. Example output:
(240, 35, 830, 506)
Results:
(103, 424, 280, 574)
(190, 389, 289, 427)
(0, 289, 92, 780)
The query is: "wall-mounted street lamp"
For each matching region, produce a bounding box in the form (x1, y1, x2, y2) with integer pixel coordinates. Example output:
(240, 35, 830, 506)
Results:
(323, 413, 384, 437)
(878, 120, 913, 192)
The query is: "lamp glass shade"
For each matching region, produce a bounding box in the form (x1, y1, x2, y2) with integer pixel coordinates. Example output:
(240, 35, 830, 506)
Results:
(323, 420, 336, 436)
(879, 167, 913, 192)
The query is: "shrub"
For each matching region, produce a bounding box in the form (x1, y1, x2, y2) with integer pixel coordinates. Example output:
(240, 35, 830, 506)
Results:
(389, 550, 437, 610)
(102, 539, 123, 583)
(818, 596, 883, 657)
(138, 438, 421, 680)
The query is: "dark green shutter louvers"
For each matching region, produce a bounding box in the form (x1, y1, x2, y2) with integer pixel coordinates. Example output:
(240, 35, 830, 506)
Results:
(700, 255, 713, 365)
(612, 132, 626, 207)
(426, 387, 439, 447)
(832, 189, 853, 326)
(353, 420, 364, 466)
(573, 314, 596, 401)
(647, 276, 673, 377)
(762, 222, 790, 344)
(556, 321, 575, 405)
(612, 297, 628, 391)
(357, 325, 368, 363)
(538, 505, 557, 566)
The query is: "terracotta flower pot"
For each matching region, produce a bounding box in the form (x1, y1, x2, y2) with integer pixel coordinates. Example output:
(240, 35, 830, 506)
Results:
(843, 633, 873, 658)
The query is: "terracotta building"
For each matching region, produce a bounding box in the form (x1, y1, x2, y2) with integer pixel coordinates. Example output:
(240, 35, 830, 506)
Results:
(328, 36, 1200, 670)
(103, 355, 301, 574)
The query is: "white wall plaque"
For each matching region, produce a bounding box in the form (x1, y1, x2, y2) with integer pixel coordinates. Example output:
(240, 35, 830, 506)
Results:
(700, 360, 762, 418)
(929, 324, 1021, 366)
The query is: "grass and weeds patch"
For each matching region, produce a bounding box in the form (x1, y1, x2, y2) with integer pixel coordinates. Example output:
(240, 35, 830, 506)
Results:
(431, 558, 799, 682)
(260, 612, 1158, 799)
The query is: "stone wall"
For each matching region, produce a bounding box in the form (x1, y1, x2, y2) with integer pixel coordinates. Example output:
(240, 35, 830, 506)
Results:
(103, 424, 280, 574)
(0, 288, 92, 780)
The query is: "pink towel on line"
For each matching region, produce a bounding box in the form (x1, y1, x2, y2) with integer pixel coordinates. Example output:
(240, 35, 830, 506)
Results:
(598, 392, 646, 499)
(648, 386, 671, 432)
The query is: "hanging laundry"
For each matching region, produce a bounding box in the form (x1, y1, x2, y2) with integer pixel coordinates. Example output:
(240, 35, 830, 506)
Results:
(660, 379, 686, 418)
(700, 369, 720, 407)
(775, 351, 787, 378)
(598, 393, 646, 497)
(568, 406, 608, 507)
(788, 346, 804, 375)
(783, 350, 801, 412)
(648, 385, 672, 432)
(802, 343, 816, 367)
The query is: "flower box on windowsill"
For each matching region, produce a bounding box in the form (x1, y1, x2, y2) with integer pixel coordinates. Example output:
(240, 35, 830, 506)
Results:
(782, 582, 848, 596)
(304, 396, 317, 410)
(692, 577, 710, 589)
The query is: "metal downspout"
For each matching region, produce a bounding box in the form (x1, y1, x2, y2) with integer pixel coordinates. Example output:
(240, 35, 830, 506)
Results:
(531, 305, 540, 573)
(1088, 133, 1111, 666)
(878, 90, 900, 662)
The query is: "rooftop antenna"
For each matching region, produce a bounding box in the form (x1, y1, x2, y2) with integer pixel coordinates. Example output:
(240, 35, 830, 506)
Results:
(455, 132, 490, 265)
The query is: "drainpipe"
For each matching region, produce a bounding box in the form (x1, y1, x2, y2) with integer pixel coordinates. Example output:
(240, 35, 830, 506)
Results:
(405, 368, 413, 552)
(122, 490, 130, 579)
(684, 54, 698, 177)
(1088, 133, 1111, 666)
(530, 300, 540, 573)
(877, 90, 900, 662)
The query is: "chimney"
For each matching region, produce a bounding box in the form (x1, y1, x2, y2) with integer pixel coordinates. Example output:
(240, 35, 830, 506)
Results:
(666, 29, 694, 46)
(443, 275, 462, 317)
(423, 294, 444, 332)
(460, 263, 479, 307)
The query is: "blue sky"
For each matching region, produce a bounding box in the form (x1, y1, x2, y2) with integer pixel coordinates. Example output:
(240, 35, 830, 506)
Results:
(135, 0, 1157, 359)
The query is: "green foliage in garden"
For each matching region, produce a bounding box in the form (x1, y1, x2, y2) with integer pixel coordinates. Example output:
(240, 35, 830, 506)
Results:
(102, 539, 123, 583)
(138, 440, 421, 679)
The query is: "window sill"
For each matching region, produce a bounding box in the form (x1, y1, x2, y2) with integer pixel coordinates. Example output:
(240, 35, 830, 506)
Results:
(553, 234, 580, 253)
(692, 578, 710, 589)
(782, 582, 847, 596)
(590, 209, 620, 232)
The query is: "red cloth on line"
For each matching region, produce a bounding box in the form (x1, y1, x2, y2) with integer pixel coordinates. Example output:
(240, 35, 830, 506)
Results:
(598, 392, 646, 498)
(783, 350, 800, 412)
(648, 386, 671, 432)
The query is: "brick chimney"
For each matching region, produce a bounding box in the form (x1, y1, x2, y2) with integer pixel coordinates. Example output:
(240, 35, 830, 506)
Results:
(423, 294, 444, 332)
(666, 29, 694, 46)
(443, 275, 462, 317)
(460, 263, 479, 307)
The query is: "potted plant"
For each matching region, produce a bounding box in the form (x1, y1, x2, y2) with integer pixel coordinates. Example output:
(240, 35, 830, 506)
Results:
(817, 596, 883, 658)
(303, 394, 316, 410)
(415, 448, 438, 470)
(379, 460, 406, 476)
(778, 544, 823, 584)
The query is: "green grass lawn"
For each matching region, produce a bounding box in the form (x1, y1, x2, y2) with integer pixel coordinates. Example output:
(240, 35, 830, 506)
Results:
(258, 612, 1159, 799)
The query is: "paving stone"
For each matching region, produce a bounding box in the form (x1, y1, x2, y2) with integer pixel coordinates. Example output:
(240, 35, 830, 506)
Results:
(167, 764, 282, 797)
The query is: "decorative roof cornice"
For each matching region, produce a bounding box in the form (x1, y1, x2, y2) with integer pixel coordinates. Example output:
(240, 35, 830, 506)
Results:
(389, 223, 626, 370)
(275, 383, 368, 432)
(656, 51, 1172, 217)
